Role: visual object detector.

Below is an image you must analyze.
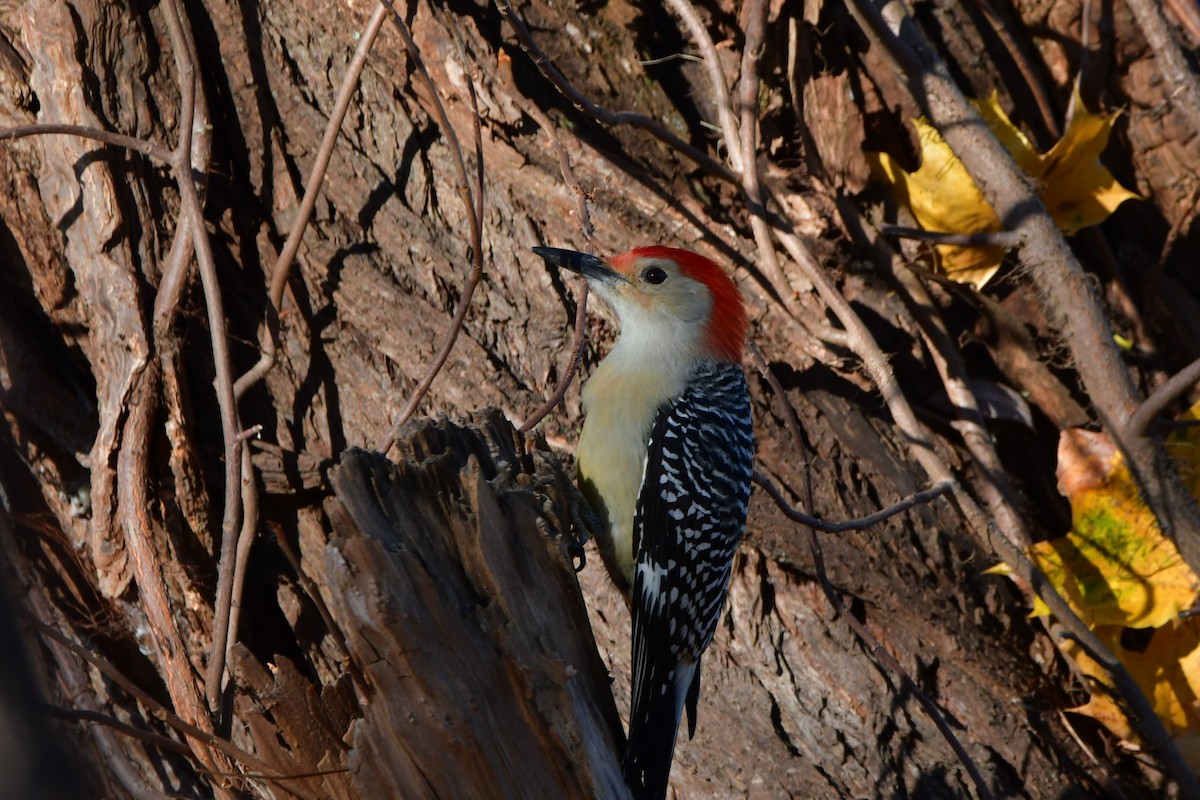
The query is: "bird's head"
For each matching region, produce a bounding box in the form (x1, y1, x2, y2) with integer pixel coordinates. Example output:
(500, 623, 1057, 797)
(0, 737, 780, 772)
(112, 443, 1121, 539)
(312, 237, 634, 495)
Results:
(534, 245, 747, 363)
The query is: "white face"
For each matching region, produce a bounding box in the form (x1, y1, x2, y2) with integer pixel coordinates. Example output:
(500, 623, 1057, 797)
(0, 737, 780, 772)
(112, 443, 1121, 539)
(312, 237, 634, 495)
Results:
(592, 257, 714, 342)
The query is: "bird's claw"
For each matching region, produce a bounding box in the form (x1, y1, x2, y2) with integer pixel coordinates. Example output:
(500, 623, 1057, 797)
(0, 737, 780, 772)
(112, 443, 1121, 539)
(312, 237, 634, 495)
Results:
(568, 538, 587, 572)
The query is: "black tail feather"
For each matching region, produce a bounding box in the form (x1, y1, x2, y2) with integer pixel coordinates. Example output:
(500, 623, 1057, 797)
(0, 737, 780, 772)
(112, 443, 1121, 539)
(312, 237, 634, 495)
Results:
(622, 699, 681, 800)
(684, 657, 701, 739)
(623, 662, 697, 800)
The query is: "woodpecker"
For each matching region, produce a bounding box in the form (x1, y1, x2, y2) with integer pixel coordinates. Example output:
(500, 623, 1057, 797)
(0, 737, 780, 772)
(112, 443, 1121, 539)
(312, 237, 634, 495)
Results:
(533, 245, 754, 800)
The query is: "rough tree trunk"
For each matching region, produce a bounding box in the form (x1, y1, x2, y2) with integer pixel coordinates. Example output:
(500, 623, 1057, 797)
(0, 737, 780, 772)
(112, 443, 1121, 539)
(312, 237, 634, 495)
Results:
(1, 0, 1198, 797)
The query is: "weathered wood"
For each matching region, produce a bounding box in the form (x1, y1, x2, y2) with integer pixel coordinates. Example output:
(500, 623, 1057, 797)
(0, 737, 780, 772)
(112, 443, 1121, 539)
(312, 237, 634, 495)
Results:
(327, 411, 626, 800)
(1, 0, 1198, 796)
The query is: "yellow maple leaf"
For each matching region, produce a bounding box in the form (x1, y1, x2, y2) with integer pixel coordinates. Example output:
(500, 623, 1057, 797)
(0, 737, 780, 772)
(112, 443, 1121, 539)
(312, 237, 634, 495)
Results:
(1036, 100, 1141, 235)
(868, 123, 1005, 289)
(1061, 621, 1200, 768)
(1025, 429, 1199, 628)
(987, 415, 1200, 761)
(868, 93, 1138, 289)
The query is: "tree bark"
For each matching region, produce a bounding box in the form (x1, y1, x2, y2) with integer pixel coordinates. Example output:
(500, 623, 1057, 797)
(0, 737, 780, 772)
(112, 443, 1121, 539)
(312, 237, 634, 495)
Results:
(1, 0, 1198, 797)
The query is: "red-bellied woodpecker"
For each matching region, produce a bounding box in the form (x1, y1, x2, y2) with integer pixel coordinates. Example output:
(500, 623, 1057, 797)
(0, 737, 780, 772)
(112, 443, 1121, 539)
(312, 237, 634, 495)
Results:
(533, 245, 754, 800)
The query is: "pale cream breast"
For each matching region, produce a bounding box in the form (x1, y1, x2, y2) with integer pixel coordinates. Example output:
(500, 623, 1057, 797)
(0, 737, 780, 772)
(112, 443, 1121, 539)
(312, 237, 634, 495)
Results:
(577, 350, 692, 593)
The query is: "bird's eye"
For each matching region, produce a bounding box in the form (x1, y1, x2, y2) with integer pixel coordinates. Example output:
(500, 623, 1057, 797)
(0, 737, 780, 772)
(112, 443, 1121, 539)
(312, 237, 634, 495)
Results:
(643, 266, 668, 285)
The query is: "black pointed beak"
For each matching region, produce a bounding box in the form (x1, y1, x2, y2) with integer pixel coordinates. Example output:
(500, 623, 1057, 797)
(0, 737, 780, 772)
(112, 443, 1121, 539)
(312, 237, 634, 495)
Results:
(532, 247, 624, 284)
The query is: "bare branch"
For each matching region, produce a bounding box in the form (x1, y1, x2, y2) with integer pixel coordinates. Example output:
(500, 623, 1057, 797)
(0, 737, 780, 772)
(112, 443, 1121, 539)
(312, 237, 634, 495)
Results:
(377, 1, 486, 449)
(233, 3, 389, 400)
(880, 224, 1023, 249)
(0, 123, 171, 162)
(521, 279, 590, 434)
(223, 444, 260, 710)
(160, 0, 247, 722)
(746, 344, 994, 800)
(730, 0, 797, 320)
(500, 51, 597, 435)
(663, 0, 744, 175)
(754, 472, 952, 533)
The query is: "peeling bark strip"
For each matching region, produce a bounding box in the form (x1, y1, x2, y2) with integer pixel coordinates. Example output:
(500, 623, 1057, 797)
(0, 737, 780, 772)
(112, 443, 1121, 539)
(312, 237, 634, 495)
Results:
(327, 412, 626, 799)
(19, 0, 147, 597)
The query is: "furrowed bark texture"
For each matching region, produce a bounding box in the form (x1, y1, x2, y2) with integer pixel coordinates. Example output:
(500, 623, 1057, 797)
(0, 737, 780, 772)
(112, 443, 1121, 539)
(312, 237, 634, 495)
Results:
(1, 0, 1198, 797)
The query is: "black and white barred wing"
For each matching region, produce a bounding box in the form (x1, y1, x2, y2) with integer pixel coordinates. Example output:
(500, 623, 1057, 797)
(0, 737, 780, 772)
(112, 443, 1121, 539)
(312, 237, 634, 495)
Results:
(622, 361, 754, 800)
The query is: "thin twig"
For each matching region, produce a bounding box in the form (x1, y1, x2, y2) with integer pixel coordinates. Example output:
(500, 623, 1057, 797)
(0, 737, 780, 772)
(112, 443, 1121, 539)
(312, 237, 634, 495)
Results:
(0, 123, 172, 162)
(234, 424, 264, 444)
(753, 473, 953, 533)
(663, 0, 744, 175)
(521, 280, 590, 434)
(502, 50, 597, 435)
(729, 0, 801, 323)
(97, 0, 237, 785)
(745, 344, 995, 800)
(377, 1, 486, 451)
(437, 0, 485, 229)
(223, 443, 259, 706)
(669, 0, 844, 370)
(4, 0, 235, 784)
(880, 224, 1023, 249)
(233, 3, 388, 400)
(168, 0, 246, 718)
(864, 210, 1036, 548)
(42, 704, 206, 759)
(220, 8, 390, 696)
(1165, 0, 1200, 45)
(151, 0, 210, 339)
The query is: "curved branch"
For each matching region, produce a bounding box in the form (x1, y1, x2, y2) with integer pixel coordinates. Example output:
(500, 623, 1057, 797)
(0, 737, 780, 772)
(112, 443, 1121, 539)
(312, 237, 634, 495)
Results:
(378, 1, 485, 449)
(233, 3, 388, 400)
(0, 123, 172, 162)
(663, 0, 744, 175)
(746, 345, 994, 800)
(753, 472, 953, 533)
(521, 279, 589, 434)
(1125, 355, 1200, 440)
